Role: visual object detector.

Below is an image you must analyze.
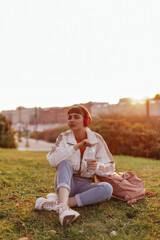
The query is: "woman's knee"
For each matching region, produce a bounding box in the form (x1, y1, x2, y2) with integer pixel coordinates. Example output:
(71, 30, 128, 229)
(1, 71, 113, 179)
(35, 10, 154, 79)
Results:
(58, 160, 72, 169)
(57, 160, 73, 176)
(97, 182, 113, 200)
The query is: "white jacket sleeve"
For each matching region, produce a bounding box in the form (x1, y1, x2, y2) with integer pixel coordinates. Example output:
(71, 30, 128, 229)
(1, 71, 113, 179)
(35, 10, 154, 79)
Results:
(46, 133, 76, 168)
(94, 135, 115, 177)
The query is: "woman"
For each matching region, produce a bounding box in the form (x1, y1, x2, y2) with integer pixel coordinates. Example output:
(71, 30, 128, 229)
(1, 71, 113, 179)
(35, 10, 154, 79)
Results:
(35, 105, 115, 227)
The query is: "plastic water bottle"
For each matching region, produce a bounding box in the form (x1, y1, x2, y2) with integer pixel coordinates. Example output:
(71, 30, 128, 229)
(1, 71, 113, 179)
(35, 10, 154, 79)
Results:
(85, 146, 95, 175)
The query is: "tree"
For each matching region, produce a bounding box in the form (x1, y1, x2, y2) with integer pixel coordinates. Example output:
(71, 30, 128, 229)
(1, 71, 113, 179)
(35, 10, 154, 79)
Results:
(0, 114, 17, 148)
(153, 94, 160, 101)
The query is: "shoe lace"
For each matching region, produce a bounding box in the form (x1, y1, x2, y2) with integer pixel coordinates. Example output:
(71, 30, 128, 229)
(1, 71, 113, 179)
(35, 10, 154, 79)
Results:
(42, 200, 57, 210)
(57, 203, 70, 215)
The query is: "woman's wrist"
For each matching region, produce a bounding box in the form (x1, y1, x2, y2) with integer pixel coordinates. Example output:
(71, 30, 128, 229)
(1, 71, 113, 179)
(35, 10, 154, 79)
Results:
(74, 143, 81, 151)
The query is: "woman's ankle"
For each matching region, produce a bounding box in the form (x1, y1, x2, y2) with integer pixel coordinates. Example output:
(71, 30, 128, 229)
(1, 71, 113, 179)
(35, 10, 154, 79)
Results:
(68, 197, 78, 207)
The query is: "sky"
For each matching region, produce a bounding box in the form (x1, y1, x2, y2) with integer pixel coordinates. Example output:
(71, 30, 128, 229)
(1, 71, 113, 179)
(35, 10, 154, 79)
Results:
(0, 0, 160, 111)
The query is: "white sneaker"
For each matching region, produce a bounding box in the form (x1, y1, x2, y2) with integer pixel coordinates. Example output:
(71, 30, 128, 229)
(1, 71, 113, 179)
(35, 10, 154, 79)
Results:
(35, 197, 58, 211)
(58, 203, 80, 227)
(46, 193, 58, 201)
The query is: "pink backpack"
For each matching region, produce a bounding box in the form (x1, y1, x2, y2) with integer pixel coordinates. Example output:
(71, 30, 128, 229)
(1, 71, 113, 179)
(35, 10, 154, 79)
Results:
(97, 171, 146, 205)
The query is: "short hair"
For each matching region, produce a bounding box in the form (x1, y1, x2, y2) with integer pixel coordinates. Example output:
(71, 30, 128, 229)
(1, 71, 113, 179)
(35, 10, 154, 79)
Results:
(67, 105, 86, 119)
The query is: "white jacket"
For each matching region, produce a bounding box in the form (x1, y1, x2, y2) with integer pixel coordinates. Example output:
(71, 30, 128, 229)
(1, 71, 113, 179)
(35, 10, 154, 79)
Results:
(46, 128, 115, 177)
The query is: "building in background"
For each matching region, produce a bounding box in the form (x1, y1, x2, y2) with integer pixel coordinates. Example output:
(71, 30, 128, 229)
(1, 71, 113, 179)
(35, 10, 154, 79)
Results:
(1, 97, 160, 131)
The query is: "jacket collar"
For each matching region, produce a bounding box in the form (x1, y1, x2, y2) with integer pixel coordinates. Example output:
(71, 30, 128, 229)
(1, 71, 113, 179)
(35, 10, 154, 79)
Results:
(86, 128, 98, 144)
(67, 128, 98, 145)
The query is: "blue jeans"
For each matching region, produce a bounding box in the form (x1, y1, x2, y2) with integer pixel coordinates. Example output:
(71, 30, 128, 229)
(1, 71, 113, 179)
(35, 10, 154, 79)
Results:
(54, 160, 113, 207)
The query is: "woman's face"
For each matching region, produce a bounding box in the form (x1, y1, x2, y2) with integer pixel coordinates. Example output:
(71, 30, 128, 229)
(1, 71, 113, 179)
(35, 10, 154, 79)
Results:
(68, 113, 85, 131)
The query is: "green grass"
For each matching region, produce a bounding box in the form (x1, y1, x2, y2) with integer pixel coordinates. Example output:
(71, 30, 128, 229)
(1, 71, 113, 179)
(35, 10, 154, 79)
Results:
(0, 149, 159, 240)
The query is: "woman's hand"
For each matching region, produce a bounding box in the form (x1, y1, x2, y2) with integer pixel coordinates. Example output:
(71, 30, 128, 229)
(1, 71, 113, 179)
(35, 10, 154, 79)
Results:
(79, 139, 94, 148)
(86, 159, 97, 170)
(74, 139, 94, 151)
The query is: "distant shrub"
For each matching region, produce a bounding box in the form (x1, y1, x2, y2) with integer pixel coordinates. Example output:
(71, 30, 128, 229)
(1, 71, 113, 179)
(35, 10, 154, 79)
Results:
(30, 125, 69, 143)
(90, 119, 160, 160)
(0, 114, 17, 148)
(98, 114, 160, 133)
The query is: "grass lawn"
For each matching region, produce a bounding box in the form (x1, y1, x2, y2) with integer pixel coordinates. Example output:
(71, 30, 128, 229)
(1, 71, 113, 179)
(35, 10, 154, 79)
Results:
(0, 149, 159, 240)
